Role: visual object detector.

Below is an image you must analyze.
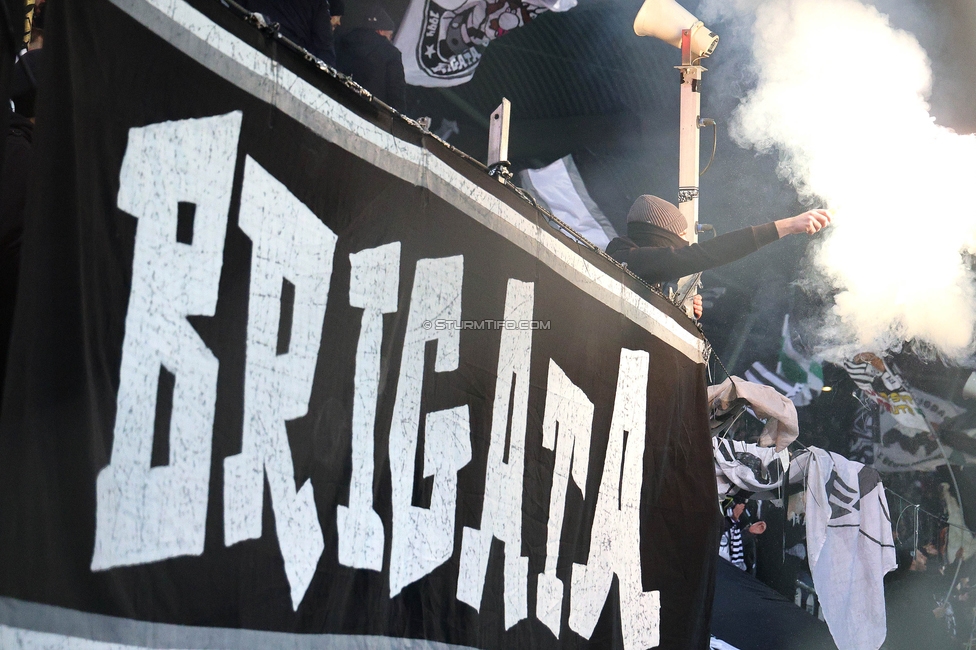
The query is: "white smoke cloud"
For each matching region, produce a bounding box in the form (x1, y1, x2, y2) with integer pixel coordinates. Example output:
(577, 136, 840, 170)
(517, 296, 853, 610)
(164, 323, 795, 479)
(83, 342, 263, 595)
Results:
(707, 0, 976, 358)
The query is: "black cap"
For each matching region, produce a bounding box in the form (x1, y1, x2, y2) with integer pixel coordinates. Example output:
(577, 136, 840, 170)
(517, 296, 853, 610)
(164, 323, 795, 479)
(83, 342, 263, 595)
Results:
(364, 4, 395, 32)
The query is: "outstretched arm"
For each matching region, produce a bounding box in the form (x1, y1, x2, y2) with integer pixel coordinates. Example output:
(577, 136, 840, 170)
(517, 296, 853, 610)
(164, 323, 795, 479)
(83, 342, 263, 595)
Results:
(774, 209, 832, 237)
(607, 210, 832, 287)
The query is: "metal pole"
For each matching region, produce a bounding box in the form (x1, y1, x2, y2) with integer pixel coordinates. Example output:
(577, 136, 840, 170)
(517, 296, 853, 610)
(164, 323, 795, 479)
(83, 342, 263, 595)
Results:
(674, 29, 705, 316)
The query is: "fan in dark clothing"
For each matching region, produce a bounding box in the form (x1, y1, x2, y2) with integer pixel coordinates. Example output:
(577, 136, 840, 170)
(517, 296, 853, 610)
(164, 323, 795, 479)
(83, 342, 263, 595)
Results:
(336, 5, 406, 111)
(241, 0, 344, 66)
(605, 195, 832, 318)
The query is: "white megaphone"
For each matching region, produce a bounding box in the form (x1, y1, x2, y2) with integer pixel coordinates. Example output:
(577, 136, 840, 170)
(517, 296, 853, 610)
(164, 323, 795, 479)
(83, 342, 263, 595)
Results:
(633, 0, 718, 58)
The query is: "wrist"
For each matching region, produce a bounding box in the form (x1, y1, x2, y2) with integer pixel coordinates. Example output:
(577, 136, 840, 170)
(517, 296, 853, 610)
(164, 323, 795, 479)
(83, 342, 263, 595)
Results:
(774, 219, 788, 238)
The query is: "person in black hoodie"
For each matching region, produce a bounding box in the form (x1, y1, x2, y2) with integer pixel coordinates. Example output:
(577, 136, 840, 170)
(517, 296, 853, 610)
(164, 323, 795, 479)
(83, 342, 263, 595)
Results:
(241, 0, 343, 66)
(336, 5, 406, 111)
(606, 195, 831, 317)
(1, 50, 42, 404)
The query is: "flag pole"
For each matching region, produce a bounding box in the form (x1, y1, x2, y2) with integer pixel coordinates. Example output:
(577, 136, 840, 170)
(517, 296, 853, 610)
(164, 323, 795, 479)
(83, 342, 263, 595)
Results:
(674, 28, 704, 317)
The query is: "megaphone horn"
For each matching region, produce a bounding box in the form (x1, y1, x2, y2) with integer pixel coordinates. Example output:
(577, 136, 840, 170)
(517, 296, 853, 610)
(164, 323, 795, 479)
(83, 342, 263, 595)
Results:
(633, 0, 719, 58)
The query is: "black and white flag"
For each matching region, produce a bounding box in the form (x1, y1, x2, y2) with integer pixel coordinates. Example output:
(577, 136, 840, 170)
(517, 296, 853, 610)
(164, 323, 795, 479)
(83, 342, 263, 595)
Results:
(394, 0, 576, 86)
(793, 449, 896, 650)
(519, 155, 618, 249)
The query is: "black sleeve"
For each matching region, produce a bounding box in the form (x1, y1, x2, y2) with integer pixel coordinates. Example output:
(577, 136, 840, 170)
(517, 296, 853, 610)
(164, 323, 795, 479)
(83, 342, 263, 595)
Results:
(385, 49, 406, 112)
(0, 136, 32, 252)
(310, 0, 336, 66)
(328, 0, 344, 17)
(610, 223, 779, 285)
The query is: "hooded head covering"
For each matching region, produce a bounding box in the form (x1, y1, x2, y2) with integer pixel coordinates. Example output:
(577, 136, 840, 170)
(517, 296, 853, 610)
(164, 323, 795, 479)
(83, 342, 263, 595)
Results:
(364, 4, 395, 31)
(626, 195, 689, 249)
(626, 195, 687, 234)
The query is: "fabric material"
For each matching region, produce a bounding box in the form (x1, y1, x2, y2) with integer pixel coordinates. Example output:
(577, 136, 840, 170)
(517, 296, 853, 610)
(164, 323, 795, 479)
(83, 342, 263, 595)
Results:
(0, 1, 720, 648)
(0, 596, 479, 648)
(626, 195, 686, 234)
(10, 50, 43, 118)
(941, 483, 976, 563)
(627, 221, 687, 250)
(0, 113, 32, 409)
(519, 155, 618, 249)
(336, 28, 406, 110)
(362, 4, 394, 31)
(708, 637, 741, 650)
(393, 0, 575, 87)
(744, 361, 814, 408)
(718, 505, 746, 570)
(777, 314, 823, 393)
(712, 438, 787, 499)
(606, 222, 779, 286)
(793, 449, 897, 650)
(710, 558, 836, 650)
(241, 0, 337, 65)
(708, 376, 799, 451)
(842, 355, 943, 472)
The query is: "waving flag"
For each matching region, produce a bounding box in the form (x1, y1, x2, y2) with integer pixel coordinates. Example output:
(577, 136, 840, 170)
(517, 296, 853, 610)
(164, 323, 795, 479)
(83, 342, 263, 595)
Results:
(394, 0, 576, 87)
(794, 449, 896, 650)
(519, 155, 618, 248)
(744, 361, 813, 407)
(843, 353, 943, 472)
(777, 315, 823, 392)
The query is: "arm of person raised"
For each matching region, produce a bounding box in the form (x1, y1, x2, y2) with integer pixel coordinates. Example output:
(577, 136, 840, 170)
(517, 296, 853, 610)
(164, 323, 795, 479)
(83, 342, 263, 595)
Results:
(773, 209, 832, 237)
(616, 223, 779, 284)
(689, 207, 832, 266)
(609, 209, 831, 286)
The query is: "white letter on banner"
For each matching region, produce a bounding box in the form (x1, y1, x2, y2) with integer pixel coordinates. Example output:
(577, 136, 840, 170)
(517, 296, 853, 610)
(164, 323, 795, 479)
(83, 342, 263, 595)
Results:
(91, 112, 242, 571)
(536, 360, 593, 637)
(337, 242, 401, 571)
(569, 348, 660, 650)
(223, 157, 338, 610)
(457, 279, 534, 629)
(389, 256, 472, 596)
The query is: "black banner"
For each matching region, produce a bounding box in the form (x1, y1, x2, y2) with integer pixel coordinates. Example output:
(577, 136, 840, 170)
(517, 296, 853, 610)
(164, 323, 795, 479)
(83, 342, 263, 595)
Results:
(0, 1, 718, 648)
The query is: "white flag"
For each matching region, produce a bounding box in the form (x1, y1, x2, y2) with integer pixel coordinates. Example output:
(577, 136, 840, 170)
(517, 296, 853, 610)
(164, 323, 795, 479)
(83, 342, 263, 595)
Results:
(794, 449, 897, 650)
(519, 155, 617, 248)
(394, 0, 576, 87)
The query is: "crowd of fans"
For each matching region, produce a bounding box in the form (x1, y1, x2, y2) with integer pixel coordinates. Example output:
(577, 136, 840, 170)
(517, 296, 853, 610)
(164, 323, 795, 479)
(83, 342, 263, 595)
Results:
(714, 418, 976, 648)
(241, 0, 406, 110)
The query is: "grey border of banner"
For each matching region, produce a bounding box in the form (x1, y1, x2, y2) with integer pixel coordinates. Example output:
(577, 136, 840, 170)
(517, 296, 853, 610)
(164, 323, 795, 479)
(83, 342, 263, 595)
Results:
(105, 0, 705, 364)
(0, 597, 478, 649)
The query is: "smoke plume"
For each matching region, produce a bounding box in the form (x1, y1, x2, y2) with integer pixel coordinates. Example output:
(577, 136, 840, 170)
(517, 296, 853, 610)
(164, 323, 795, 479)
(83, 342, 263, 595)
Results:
(705, 0, 976, 358)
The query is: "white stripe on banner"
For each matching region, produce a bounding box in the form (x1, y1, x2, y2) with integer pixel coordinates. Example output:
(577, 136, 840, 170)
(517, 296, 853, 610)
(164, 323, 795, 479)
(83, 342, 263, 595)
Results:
(0, 625, 476, 650)
(105, 0, 705, 364)
(0, 598, 478, 649)
(520, 156, 618, 249)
